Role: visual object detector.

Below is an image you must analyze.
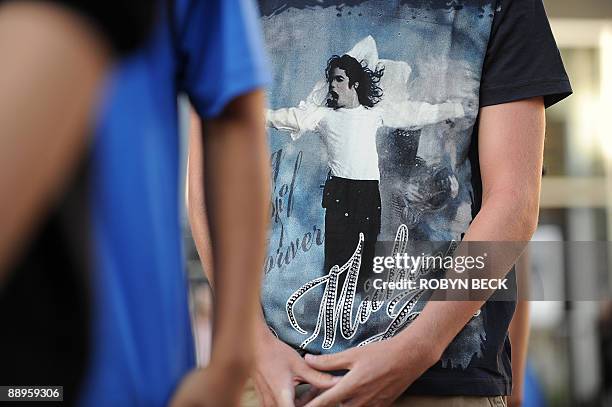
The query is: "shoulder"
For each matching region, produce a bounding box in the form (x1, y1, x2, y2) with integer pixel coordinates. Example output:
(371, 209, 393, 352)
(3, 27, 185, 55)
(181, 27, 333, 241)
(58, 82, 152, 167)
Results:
(366, 105, 384, 119)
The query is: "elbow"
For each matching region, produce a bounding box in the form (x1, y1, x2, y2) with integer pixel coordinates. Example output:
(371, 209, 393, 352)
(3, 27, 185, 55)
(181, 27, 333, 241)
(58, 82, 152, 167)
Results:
(517, 203, 539, 241)
(511, 189, 540, 240)
(482, 187, 540, 241)
(186, 189, 197, 224)
(519, 187, 541, 239)
(186, 164, 207, 228)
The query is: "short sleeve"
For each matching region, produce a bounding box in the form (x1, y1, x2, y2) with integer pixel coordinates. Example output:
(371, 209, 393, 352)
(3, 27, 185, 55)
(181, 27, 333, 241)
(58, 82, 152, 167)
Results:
(480, 0, 572, 108)
(176, 0, 271, 118)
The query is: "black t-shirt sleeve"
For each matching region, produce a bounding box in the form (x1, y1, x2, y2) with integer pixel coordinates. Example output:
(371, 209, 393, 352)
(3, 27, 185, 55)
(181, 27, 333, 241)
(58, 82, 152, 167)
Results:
(43, 1, 156, 56)
(80, 2, 157, 56)
(480, 0, 572, 108)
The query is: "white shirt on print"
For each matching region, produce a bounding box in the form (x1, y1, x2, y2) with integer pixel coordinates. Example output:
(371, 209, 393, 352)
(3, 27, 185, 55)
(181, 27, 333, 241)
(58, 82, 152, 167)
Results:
(267, 100, 464, 181)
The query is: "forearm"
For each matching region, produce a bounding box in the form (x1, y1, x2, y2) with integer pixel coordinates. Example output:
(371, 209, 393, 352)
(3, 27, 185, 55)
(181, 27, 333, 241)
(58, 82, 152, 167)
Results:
(396, 195, 537, 358)
(509, 300, 530, 404)
(200, 91, 270, 370)
(508, 252, 531, 405)
(187, 111, 215, 285)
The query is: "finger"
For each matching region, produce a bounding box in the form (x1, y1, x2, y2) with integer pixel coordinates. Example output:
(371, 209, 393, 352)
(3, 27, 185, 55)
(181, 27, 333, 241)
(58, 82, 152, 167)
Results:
(305, 375, 357, 407)
(296, 364, 340, 389)
(304, 352, 350, 371)
(295, 385, 320, 407)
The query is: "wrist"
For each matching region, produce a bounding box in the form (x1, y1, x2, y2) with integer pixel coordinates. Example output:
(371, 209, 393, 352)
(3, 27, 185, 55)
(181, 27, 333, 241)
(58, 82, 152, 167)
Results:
(210, 338, 255, 375)
(391, 328, 443, 367)
(210, 351, 254, 370)
(254, 319, 275, 343)
(207, 354, 253, 388)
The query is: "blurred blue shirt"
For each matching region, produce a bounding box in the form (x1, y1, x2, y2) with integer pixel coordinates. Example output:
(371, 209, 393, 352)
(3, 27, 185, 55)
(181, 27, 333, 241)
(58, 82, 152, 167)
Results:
(79, 1, 269, 405)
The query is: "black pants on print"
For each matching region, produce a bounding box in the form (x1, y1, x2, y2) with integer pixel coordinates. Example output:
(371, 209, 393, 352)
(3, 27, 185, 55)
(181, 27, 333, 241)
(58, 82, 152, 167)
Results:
(322, 176, 381, 286)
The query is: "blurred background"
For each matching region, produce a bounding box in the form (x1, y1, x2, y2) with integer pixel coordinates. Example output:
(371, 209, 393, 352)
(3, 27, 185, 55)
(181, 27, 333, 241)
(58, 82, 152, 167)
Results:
(183, 1, 612, 406)
(529, 1, 612, 406)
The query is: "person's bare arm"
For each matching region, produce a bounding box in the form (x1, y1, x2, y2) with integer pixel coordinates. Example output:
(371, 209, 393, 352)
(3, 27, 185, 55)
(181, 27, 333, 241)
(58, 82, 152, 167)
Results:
(398, 96, 544, 358)
(174, 90, 271, 407)
(304, 97, 545, 407)
(187, 98, 337, 407)
(508, 252, 531, 407)
(0, 2, 110, 280)
(197, 89, 270, 366)
(186, 110, 215, 285)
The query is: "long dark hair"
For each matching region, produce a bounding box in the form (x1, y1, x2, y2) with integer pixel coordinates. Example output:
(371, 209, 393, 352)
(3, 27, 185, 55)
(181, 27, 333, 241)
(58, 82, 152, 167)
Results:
(325, 54, 385, 108)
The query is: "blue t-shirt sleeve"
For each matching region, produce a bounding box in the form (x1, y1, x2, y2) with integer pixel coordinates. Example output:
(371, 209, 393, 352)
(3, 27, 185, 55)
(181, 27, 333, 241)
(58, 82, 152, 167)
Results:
(176, 0, 271, 118)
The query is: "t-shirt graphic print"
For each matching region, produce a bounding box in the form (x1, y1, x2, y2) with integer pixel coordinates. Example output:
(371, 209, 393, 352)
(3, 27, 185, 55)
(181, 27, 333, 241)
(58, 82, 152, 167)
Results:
(258, 0, 570, 396)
